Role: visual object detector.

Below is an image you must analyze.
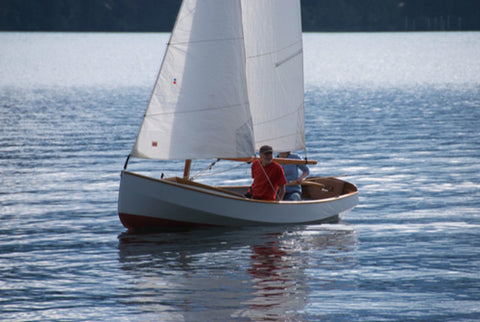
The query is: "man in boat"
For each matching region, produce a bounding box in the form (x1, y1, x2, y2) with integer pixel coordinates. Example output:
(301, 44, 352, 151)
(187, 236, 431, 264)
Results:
(278, 151, 310, 201)
(250, 145, 287, 201)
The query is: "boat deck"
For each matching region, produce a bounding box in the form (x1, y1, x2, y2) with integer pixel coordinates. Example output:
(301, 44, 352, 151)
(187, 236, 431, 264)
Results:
(219, 177, 357, 201)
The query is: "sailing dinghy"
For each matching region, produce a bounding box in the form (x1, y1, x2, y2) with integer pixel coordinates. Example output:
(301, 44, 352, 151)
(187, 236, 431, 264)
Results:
(118, 0, 358, 230)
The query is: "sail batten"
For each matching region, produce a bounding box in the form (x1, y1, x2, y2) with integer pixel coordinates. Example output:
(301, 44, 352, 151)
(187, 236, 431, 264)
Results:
(276, 49, 303, 67)
(247, 40, 303, 61)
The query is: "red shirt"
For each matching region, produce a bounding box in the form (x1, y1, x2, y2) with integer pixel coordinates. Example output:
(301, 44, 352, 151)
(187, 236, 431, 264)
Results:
(251, 160, 287, 201)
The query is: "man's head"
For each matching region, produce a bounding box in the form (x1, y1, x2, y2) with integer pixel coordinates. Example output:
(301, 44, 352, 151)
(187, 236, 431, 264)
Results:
(259, 145, 273, 166)
(278, 151, 290, 158)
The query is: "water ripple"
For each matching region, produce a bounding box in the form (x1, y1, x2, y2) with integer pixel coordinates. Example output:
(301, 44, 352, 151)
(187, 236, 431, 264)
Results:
(1, 33, 480, 321)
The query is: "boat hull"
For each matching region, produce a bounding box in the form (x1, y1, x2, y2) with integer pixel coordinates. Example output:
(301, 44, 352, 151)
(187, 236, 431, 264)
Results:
(118, 171, 358, 230)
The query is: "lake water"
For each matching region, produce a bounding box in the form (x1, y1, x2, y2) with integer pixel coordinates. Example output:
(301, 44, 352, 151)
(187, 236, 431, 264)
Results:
(1, 32, 479, 321)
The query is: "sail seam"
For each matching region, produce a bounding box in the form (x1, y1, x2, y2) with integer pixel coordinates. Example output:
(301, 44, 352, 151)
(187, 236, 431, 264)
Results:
(169, 37, 244, 46)
(253, 102, 303, 126)
(146, 103, 248, 117)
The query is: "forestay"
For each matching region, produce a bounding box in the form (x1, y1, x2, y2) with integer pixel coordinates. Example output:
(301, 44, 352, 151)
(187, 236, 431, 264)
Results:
(131, 0, 305, 161)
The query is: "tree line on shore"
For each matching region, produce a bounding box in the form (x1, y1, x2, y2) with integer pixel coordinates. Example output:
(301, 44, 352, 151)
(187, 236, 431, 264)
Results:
(1, 0, 479, 32)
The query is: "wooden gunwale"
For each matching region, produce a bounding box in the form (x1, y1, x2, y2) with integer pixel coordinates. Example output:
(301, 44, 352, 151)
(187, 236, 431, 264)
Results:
(123, 171, 358, 205)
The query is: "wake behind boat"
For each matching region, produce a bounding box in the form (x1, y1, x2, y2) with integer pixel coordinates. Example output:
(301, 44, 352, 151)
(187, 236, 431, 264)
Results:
(118, 0, 358, 231)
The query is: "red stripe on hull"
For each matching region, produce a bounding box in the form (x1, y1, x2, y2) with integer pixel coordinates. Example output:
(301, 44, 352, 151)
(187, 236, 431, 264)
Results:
(118, 212, 218, 232)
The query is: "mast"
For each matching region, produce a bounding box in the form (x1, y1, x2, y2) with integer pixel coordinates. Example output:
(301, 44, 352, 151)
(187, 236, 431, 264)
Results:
(183, 159, 192, 180)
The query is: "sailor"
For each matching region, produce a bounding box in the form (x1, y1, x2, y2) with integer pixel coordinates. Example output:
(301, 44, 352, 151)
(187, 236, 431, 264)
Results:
(250, 145, 287, 201)
(278, 151, 310, 201)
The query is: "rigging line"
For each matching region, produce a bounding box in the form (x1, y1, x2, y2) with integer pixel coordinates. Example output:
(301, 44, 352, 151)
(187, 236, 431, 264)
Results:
(190, 159, 219, 179)
(146, 102, 248, 117)
(191, 160, 246, 179)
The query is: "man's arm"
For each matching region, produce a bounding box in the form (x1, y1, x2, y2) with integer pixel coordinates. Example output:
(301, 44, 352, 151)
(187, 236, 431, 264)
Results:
(277, 184, 285, 201)
(297, 171, 309, 183)
(297, 163, 310, 183)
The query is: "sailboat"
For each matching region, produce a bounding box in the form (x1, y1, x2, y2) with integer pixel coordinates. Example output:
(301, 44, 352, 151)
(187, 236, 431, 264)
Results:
(118, 0, 358, 230)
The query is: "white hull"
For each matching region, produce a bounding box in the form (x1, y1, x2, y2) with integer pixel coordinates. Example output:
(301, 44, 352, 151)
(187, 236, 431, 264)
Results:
(118, 171, 358, 230)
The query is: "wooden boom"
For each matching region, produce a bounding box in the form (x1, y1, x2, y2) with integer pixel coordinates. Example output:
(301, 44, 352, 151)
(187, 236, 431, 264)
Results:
(223, 157, 317, 165)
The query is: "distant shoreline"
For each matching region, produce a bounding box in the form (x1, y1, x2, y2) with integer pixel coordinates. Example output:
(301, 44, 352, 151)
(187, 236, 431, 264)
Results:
(1, 0, 479, 33)
(2, 30, 479, 34)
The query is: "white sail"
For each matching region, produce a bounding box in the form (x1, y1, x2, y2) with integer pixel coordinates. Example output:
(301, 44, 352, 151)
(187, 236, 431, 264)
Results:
(131, 0, 305, 160)
(131, 0, 254, 160)
(242, 0, 305, 152)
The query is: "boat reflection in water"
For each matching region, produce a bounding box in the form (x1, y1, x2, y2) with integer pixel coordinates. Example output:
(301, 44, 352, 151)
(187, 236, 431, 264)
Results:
(117, 225, 357, 320)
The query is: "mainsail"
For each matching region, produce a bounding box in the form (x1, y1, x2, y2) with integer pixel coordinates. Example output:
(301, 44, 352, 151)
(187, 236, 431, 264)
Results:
(242, 0, 305, 152)
(131, 0, 305, 160)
